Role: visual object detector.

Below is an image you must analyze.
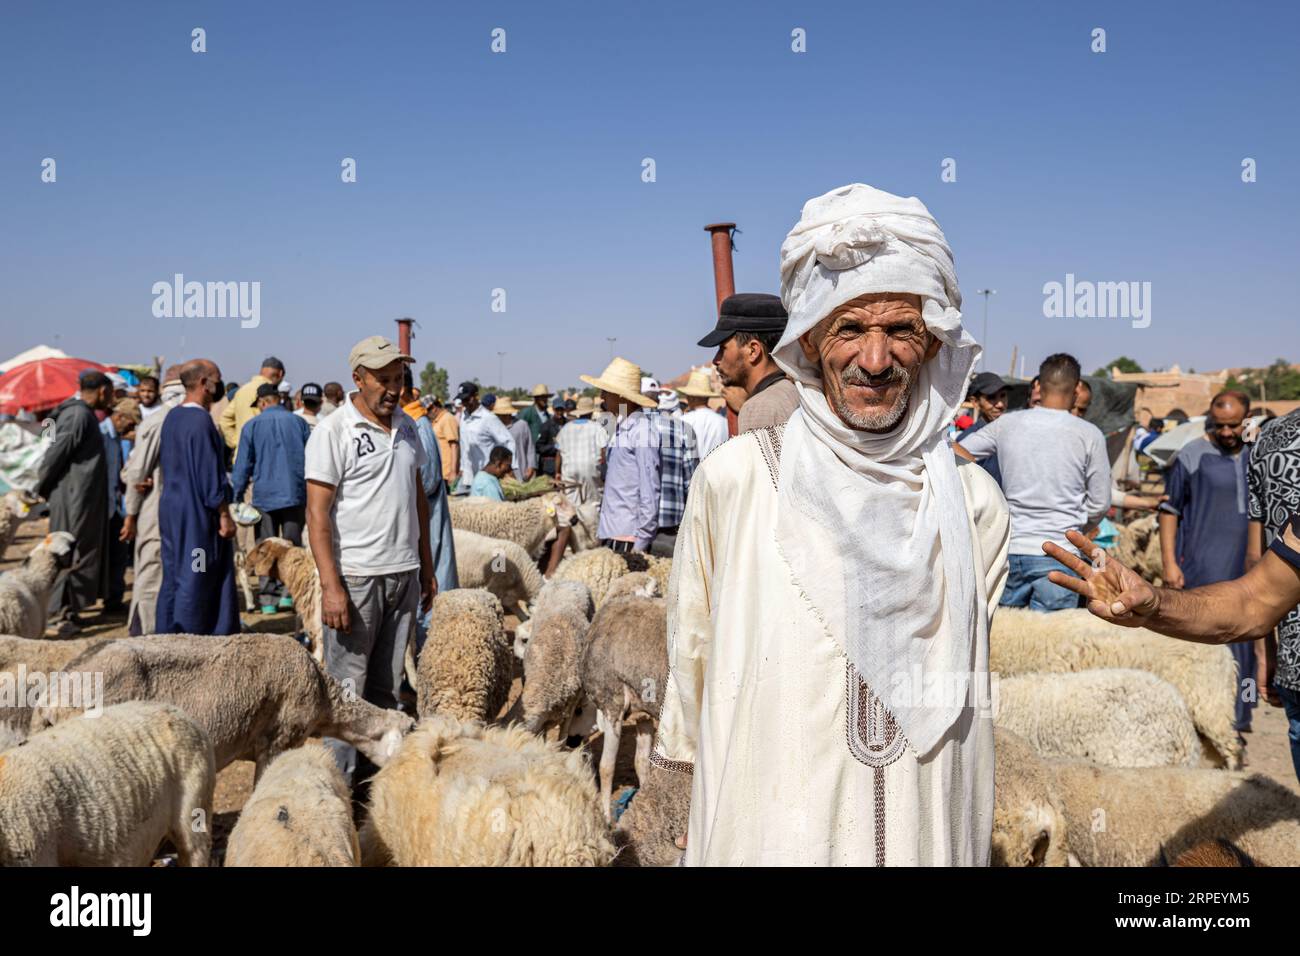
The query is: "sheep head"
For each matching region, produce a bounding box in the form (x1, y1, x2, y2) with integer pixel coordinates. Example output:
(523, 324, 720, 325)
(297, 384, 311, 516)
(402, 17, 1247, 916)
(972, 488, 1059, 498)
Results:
(991, 731, 1072, 867)
(319, 670, 414, 767)
(28, 532, 77, 572)
(244, 536, 295, 578)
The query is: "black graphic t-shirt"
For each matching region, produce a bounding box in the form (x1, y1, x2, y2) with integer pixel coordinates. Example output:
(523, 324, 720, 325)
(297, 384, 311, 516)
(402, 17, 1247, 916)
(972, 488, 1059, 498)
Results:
(1248, 410, 1300, 691)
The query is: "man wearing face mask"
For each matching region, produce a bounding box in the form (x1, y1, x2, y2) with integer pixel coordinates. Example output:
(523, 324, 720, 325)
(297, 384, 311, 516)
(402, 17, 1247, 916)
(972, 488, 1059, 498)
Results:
(1159, 390, 1255, 734)
(120, 367, 186, 635)
(155, 359, 241, 635)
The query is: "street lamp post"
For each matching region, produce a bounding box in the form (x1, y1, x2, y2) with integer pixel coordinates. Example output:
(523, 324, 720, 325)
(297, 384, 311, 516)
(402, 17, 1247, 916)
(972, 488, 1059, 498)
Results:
(606, 337, 617, 361)
(976, 289, 996, 369)
(497, 351, 505, 389)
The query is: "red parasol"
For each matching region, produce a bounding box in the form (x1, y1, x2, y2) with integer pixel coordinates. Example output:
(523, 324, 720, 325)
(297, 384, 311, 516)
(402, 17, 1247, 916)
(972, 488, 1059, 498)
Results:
(0, 357, 114, 417)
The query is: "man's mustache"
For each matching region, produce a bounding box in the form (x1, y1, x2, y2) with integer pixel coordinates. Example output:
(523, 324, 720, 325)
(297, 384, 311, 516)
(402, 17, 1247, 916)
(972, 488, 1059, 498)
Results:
(841, 365, 910, 389)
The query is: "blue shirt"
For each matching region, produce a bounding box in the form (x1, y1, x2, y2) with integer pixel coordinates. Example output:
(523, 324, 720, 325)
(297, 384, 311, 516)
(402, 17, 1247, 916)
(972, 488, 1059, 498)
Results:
(99, 417, 125, 517)
(1160, 438, 1250, 588)
(596, 410, 661, 549)
(232, 404, 311, 511)
(470, 470, 505, 501)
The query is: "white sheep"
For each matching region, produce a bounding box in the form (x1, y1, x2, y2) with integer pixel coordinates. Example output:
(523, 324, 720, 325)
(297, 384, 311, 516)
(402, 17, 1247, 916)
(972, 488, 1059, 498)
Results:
(993, 729, 1300, 867)
(552, 548, 671, 608)
(0, 531, 77, 639)
(994, 669, 1201, 768)
(224, 741, 359, 867)
(0, 701, 215, 867)
(416, 589, 513, 723)
(41, 633, 411, 777)
(449, 492, 578, 559)
(990, 607, 1242, 768)
(580, 594, 668, 821)
(516, 580, 595, 737)
(0, 491, 34, 559)
(359, 713, 614, 866)
(991, 729, 1075, 867)
(453, 528, 543, 617)
(613, 762, 691, 867)
(1110, 513, 1163, 584)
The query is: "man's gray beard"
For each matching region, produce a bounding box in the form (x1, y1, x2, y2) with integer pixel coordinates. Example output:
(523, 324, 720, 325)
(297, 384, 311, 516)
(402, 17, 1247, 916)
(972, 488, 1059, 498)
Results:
(832, 366, 913, 432)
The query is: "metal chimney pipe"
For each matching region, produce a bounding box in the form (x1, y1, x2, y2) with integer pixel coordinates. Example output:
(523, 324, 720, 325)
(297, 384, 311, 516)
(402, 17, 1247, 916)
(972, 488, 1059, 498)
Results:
(703, 223, 737, 309)
(704, 222, 740, 436)
(395, 317, 415, 357)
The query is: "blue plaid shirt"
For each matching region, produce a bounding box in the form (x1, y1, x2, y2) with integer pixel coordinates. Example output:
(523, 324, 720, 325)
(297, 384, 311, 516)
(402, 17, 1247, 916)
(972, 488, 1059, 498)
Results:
(645, 409, 699, 529)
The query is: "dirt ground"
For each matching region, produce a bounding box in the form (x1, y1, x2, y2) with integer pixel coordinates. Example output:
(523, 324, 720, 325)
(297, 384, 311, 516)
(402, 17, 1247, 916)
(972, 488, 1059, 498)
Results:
(6, 512, 1296, 865)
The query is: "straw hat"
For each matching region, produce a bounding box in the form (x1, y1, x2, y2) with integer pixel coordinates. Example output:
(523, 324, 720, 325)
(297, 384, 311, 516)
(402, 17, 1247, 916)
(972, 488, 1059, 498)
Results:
(579, 357, 656, 408)
(677, 367, 721, 398)
(529, 384, 552, 398)
(573, 395, 596, 416)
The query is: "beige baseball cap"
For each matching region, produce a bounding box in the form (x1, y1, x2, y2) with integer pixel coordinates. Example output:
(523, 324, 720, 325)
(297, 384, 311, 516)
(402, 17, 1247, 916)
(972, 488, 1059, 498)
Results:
(348, 335, 414, 371)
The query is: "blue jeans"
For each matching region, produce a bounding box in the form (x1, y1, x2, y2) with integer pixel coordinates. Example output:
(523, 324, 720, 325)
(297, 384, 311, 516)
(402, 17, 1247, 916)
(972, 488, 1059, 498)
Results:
(1277, 685, 1300, 786)
(999, 554, 1081, 611)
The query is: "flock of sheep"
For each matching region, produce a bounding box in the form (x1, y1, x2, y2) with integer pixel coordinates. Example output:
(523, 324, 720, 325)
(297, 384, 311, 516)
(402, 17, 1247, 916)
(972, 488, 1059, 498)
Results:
(0, 490, 1296, 866)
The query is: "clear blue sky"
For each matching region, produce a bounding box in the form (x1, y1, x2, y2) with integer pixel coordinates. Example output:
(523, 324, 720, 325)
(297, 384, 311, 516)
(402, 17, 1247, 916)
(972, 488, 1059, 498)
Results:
(1, 0, 1295, 391)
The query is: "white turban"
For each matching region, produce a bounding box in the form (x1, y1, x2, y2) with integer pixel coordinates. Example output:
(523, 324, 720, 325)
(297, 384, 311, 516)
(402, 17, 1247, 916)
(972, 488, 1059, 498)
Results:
(769, 183, 987, 757)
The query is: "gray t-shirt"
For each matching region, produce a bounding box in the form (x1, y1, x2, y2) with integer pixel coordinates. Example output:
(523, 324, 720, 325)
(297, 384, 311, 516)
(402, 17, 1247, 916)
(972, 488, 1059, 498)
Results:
(957, 406, 1110, 556)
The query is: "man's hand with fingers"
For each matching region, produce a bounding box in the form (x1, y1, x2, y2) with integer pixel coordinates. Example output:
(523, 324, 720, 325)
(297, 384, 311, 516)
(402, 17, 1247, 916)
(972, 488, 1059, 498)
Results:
(1042, 530, 1160, 625)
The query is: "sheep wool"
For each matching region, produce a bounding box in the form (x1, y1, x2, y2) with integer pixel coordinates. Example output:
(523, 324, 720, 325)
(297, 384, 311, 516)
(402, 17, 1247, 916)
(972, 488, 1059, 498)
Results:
(417, 589, 513, 723)
(0, 491, 33, 560)
(243, 537, 324, 659)
(613, 763, 692, 867)
(991, 730, 1073, 867)
(995, 669, 1201, 768)
(553, 548, 633, 606)
(580, 594, 668, 819)
(43, 633, 411, 776)
(0, 701, 215, 867)
(519, 580, 595, 736)
(449, 493, 576, 559)
(225, 741, 360, 867)
(452, 528, 543, 615)
(990, 607, 1242, 768)
(992, 729, 1300, 867)
(360, 714, 614, 866)
(0, 532, 77, 640)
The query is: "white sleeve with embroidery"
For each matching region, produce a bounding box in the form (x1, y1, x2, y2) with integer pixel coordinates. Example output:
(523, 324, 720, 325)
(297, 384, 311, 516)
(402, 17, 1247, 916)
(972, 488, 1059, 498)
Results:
(652, 464, 715, 774)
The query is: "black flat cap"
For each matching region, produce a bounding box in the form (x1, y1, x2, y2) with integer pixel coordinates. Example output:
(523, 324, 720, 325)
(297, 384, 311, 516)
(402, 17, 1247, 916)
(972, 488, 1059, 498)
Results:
(697, 293, 789, 348)
(967, 372, 1008, 398)
(251, 382, 280, 406)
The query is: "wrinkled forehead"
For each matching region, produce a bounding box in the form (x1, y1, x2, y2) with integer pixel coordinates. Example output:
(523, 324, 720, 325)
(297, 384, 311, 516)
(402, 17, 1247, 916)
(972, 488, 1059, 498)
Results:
(813, 292, 925, 335)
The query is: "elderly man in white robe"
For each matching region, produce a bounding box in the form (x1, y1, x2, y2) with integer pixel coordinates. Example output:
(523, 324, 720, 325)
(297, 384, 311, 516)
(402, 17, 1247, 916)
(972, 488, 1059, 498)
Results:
(654, 184, 1010, 866)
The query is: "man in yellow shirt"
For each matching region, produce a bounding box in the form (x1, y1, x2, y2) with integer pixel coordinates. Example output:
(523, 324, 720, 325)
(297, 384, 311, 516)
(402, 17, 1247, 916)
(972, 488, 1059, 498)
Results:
(219, 357, 285, 455)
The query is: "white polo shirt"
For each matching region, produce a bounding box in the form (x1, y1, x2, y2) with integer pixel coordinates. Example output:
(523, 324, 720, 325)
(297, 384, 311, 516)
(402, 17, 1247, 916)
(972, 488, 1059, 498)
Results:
(305, 392, 427, 576)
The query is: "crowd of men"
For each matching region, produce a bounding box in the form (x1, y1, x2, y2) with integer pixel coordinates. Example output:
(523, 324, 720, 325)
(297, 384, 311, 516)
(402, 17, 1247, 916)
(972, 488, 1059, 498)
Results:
(24, 182, 1300, 865)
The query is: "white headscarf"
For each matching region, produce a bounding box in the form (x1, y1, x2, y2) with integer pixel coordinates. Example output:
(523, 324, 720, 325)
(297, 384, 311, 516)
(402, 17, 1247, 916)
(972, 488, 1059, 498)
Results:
(773, 184, 982, 757)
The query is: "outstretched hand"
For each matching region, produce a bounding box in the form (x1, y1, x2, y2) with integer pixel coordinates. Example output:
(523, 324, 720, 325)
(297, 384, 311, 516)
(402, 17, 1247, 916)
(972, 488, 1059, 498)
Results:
(1042, 530, 1160, 626)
